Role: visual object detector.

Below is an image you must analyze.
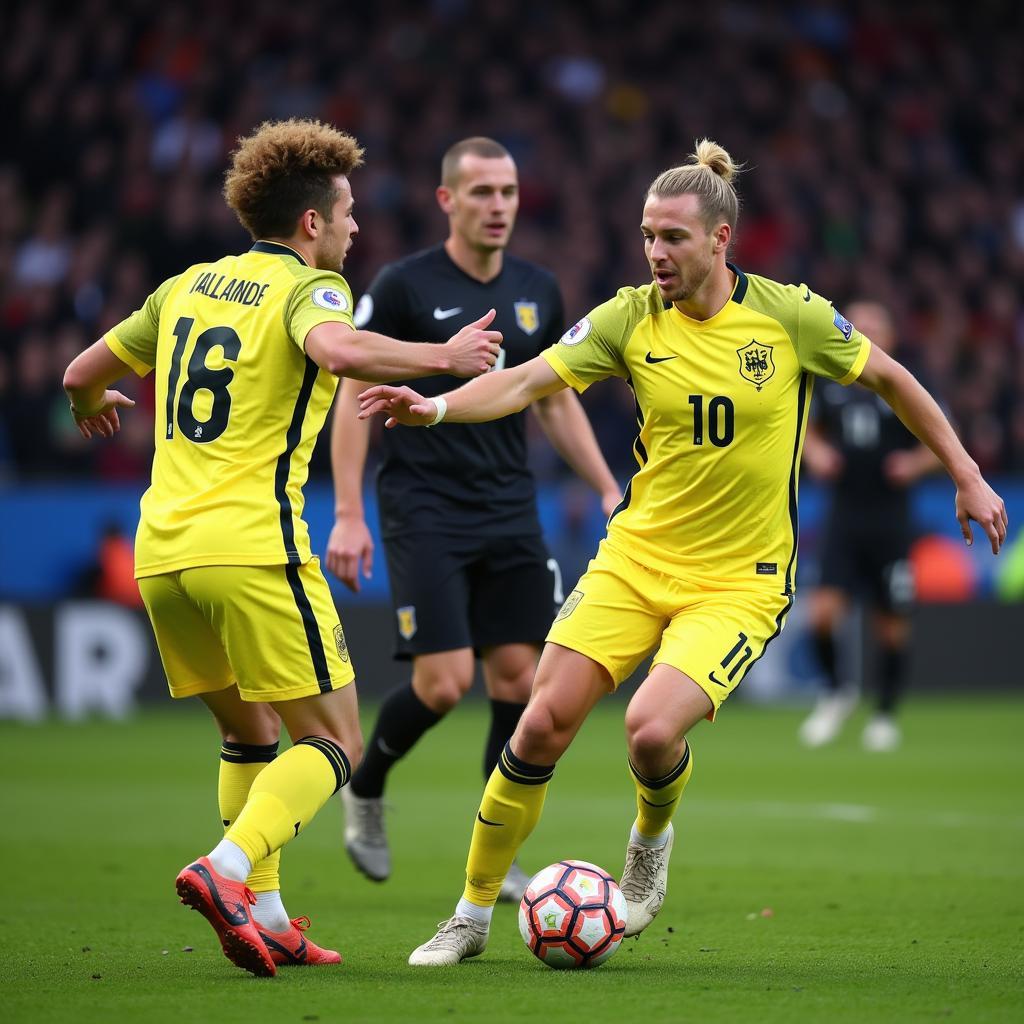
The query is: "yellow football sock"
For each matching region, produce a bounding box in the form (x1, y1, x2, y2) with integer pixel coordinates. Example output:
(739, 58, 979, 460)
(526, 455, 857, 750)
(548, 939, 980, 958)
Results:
(463, 742, 554, 907)
(629, 742, 693, 837)
(227, 736, 350, 867)
(218, 741, 281, 893)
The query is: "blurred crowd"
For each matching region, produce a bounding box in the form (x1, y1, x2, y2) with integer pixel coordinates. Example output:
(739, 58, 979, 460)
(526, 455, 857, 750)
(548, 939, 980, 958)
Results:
(1, 0, 1022, 485)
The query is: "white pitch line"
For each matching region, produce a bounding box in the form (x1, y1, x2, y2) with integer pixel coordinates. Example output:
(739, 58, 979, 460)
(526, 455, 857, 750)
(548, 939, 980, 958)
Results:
(684, 799, 1024, 831)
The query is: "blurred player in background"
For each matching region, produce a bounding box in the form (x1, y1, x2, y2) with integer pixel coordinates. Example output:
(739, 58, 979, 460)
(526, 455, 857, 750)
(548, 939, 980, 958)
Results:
(327, 137, 621, 900)
(61, 119, 501, 976)
(799, 301, 939, 752)
(357, 141, 1007, 966)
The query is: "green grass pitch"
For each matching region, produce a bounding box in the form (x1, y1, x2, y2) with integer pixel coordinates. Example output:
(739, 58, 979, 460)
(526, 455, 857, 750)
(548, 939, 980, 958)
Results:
(2, 695, 1022, 1023)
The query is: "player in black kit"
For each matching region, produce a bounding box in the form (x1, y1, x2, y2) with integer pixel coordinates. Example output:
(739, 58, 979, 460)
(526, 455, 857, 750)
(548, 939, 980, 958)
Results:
(327, 137, 621, 896)
(798, 301, 939, 751)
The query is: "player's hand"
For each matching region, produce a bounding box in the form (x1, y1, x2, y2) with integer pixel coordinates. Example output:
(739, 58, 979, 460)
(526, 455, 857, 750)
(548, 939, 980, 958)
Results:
(358, 385, 437, 428)
(600, 488, 622, 518)
(884, 450, 918, 488)
(803, 442, 843, 480)
(70, 391, 136, 440)
(443, 308, 502, 378)
(955, 471, 1008, 554)
(326, 514, 374, 592)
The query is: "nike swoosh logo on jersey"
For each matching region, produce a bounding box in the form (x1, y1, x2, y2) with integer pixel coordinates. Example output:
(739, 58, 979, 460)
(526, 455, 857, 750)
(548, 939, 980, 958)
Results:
(645, 352, 677, 364)
(803, 287, 811, 302)
(708, 671, 728, 687)
(433, 306, 463, 320)
(477, 811, 504, 827)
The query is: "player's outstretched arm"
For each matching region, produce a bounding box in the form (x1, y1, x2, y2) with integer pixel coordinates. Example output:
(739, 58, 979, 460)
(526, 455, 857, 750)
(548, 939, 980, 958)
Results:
(63, 339, 136, 440)
(305, 309, 502, 382)
(325, 377, 374, 592)
(358, 355, 567, 429)
(857, 344, 1007, 553)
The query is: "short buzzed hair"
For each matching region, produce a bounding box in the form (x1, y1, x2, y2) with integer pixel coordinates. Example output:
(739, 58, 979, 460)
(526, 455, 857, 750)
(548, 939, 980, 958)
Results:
(441, 137, 511, 186)
(224, 118, 364, 239)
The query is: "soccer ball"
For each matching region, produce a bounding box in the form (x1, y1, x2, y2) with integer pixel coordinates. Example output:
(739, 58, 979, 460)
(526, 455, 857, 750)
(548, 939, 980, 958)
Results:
(518, 860, 627, 969)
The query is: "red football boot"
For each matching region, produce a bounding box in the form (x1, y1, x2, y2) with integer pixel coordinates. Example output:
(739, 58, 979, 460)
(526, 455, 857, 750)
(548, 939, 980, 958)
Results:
(258, 916, 342, 966)
(175, 856, 276, 977)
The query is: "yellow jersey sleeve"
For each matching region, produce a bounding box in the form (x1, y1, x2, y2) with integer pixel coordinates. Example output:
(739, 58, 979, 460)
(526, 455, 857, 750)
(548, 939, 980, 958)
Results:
(284, 272, 355, 351)
(541, 286, 643, 392)
(795, 288, 871, 385)
(104, 274, 181, 376)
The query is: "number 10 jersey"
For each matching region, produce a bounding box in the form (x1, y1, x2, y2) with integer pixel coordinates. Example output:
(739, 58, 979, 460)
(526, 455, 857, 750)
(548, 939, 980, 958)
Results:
(541, 265, 871, 592)
(104, 241, 354, 578)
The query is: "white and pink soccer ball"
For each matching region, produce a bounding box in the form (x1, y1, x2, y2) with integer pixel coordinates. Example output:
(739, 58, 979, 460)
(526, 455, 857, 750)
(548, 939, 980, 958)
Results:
(518, 860, 627, 969)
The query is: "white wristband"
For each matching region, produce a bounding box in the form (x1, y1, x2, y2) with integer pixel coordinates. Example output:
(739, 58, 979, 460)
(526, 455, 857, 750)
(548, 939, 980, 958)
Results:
(427, 396, 448, 427)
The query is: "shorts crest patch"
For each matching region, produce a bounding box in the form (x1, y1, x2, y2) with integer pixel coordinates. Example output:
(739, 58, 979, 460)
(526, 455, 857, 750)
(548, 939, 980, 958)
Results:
(555, 589, 584, 621)
(312, 286, 349, 312)
(334, 623, 350, 663)
(397, 605, 417, 640)
(560, 318, 592, 346)
(514, 300, 540, 335)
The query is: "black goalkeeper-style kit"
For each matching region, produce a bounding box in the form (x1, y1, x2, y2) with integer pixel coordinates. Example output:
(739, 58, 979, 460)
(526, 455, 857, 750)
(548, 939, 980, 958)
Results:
(356, 244, 566, 657)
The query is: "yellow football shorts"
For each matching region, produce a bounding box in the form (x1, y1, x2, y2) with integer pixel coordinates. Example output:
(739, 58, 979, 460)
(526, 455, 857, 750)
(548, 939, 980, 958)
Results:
(546, 540, 793, 718)
(138, 558, 355, 702)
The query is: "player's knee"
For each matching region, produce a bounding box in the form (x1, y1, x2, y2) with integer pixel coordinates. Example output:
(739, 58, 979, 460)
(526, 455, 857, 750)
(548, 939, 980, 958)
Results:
(221, 703, 280, 747)
(415, 672, 473, 714)
(489, 666, 534, 704)
(512, 701, 567, 764)
(625, 714, 678, 768)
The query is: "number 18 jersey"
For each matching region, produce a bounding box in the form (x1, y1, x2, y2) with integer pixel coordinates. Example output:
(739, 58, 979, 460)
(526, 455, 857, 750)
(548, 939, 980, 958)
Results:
(104, 241, 354, 578)
(541, 265, 871, 592)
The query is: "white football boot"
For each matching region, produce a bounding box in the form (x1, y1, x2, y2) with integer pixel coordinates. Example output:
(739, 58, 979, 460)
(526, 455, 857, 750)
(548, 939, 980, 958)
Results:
(798, 691, 857, 748)
(408, 915, 489, 966)
(340, 787, 390, 881)
(620, 824, 674, 938)
(498, 860, 531, 903)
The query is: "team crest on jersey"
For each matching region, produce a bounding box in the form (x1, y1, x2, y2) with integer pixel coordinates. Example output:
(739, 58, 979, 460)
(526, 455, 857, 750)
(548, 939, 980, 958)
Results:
(514, 300, 540, 335)
(560, 317, 592, 346)
(397, 606, 417, 640)
(334, 624, 350, 663)
(312, 286, 349, 312)
(737, 339, 775, 390)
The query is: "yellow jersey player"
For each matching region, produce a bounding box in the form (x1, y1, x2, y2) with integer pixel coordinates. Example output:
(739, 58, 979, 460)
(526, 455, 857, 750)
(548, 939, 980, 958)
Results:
(357, 140, 1007, 966)
(62, 119, 501, 977)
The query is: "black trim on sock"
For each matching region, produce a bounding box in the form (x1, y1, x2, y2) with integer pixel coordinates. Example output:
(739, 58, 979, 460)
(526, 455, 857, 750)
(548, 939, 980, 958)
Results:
(220, 741, 279, 764)
(498, 741, 555, 786)
(295, 735, 351, 794)
(628, 744, 691, 789)
(484, 699, 526, 781)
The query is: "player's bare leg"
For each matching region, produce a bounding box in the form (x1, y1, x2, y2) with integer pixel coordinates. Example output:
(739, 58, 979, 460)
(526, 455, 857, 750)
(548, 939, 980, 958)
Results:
(409, 644, 608, 965)
(800, 587, 856, 747)
(482, 642, 539, 902)
(620, 666, 711, 937)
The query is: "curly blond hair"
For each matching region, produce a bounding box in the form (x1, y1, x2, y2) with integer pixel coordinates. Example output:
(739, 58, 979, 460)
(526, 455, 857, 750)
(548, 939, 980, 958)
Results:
(224, 119, 365, 239)
(647, 139, 743, 230)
